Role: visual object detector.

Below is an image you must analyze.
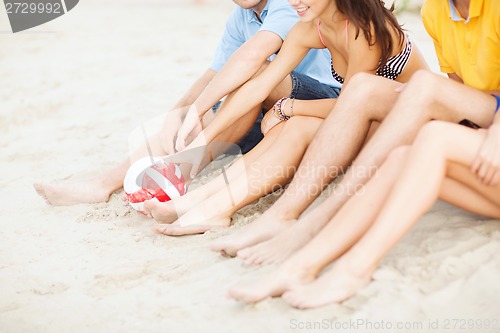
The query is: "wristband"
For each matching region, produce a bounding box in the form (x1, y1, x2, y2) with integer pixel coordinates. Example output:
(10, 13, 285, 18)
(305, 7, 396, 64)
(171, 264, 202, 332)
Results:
(493, 94, 500, 114)
(289, 98, 295, 117)
(281, 98, 289, 117)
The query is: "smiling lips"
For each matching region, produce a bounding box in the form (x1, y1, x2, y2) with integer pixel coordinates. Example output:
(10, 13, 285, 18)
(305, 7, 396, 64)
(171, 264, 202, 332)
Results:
(296, 6, 309, 15)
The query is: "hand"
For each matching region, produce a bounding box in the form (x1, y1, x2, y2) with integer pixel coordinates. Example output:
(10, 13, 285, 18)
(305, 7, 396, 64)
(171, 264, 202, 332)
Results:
(261, 108, 283, 135)
(159, 108, 186, 155)
(175, 105, 204, 152)
(164, 137, 210, 179)
(471, 124, 500, 186)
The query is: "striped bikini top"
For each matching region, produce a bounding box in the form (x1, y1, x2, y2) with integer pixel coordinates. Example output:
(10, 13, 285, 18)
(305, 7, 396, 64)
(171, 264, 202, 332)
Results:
(317, 19, 413, 84)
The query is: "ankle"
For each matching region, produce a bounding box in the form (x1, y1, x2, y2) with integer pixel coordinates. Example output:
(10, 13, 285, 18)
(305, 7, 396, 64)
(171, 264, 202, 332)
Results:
(270, 205, 301, 222)
(340, 254, 377, 279)
(287, 254, 322, 280)
(97, 176, 121, 198)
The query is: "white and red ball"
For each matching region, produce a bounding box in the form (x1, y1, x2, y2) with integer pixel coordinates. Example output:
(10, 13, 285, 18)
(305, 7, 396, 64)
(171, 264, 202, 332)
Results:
(123, 157, 186, 213)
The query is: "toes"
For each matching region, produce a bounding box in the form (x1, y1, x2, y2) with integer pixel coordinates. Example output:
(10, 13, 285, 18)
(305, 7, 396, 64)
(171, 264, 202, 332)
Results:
(209, 241, 223, 252)
(143, 200, 157, 211)
(283, 290, 313, 309)
(236, 248, 250, 260)
(33, 183, 43, 195)
(282, 291, 298, 307)
(260, 255, 274, 266)
(151, 224, 168, 234)
(243, 254, 257, 266)
(33, 183, 52, 204)
(155, 223, 224, 236)
(219, 250, 233, 258)
(211, 239, 238, 257)
(228, 287, 265, 304)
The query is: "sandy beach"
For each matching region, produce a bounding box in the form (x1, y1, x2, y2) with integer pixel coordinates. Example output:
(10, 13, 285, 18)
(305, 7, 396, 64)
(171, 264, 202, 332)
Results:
(1, 1, 499, 332)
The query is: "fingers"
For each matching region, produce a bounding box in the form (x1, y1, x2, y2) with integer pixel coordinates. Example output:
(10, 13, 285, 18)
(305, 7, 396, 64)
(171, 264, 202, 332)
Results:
(162, 151, 192, 166)
(161, 134, 177, 155)
(190, 160, 202, 179)
(482, 161, 495, 185)
(490, 169, 500, 186)
(261, 117, 282, 136)
(175, 123, 195, 152)
(260, 120, 267, 135)
(483, 159, 500, 186)
(471, 154, 481, 174)
(175, 131, 188, 152)
(472, 154, 500, 186)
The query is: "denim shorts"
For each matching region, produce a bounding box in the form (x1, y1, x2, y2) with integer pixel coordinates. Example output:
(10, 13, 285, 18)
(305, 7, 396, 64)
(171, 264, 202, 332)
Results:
(290, 70, 341, 100)
(213, 71, 341, 154)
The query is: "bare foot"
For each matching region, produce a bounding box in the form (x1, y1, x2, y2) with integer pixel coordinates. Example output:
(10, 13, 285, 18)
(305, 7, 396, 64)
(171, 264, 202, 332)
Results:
(238, 208, 335, 266)
(152, 194, 234, 235)
(143, 175, 220, 223)
(228, 260, 315, 304)
(33, 181, 111, 206)
(282, 258, 373, 309)
(210, 211, 295, 257)
(143, 199, 179, 223)
(153, 215, 230, 236)
(237, 220, 312, 266)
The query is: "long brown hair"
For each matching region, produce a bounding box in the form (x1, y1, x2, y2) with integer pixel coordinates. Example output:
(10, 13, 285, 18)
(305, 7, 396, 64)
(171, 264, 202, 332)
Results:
(335, 0, 405, 69)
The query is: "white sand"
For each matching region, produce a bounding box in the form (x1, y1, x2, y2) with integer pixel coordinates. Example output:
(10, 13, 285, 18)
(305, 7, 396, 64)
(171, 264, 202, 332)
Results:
(1, 1, 499, 332)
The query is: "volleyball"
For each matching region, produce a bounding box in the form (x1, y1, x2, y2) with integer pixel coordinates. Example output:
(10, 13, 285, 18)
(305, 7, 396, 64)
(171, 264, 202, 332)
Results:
(123, 157, 187, 213)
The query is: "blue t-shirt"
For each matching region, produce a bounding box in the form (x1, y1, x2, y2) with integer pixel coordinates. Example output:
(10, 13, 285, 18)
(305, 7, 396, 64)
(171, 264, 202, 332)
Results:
(210, 0, 341, 89)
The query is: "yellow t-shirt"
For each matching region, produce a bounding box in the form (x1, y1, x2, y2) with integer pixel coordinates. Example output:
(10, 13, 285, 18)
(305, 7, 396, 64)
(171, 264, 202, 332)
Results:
(421, 0, 500, 90)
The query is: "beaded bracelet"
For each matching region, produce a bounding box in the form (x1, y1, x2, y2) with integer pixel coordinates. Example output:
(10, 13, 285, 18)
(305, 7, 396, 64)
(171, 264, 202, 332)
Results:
(272, 97, 290, 121)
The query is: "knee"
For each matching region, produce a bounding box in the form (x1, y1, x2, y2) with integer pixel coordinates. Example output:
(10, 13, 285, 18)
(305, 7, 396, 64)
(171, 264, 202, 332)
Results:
(342, 73, 396, 120)
(345, 72, 380, 96)
(405, 70, 441, 102)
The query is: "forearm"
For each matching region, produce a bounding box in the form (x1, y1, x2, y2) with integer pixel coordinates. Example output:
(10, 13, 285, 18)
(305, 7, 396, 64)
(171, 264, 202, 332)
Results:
(202, 79, 270, 143)
(192, 58, 266, 118)
(192, 31, 283, 119)
(281, 98, 337, 119)
(196, 27, 311, 144)
(448, 73, 500, 126)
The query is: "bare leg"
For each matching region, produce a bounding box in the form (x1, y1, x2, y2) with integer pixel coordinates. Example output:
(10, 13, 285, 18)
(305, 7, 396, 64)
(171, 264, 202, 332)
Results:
(283, 122, 500, 308)
(237, 71, 499, 263)
(236, 124, 381, 265)
(228, 145, 412, 303)
(300, 70, 497, 226)
(154, 116, 323, 236)
(237, 201, 333, 265)
(215, 74, 403, 256)
(229, 74, 498, 303)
